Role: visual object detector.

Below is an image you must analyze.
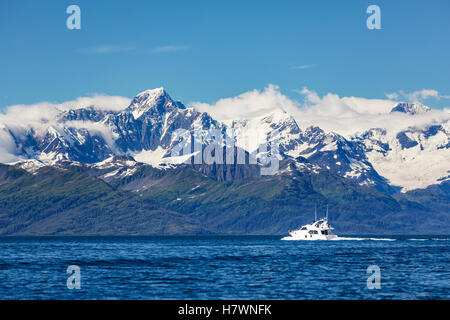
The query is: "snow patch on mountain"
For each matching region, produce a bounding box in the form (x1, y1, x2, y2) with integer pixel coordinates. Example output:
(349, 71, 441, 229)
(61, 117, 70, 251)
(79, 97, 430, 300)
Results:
(133, 147, 169, 167)
(94, 155, 137, 168)
(355, 121, 450, 191)
(132, 147, 201, 168)
(10, 159, 47, 174)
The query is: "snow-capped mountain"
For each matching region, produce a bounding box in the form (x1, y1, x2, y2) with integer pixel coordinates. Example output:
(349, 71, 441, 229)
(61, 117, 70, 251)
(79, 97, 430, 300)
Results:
(354, 122, 450, 191)
(103, 88, 225, 163)
(4, 88, 223, 165)
(2, 88, 449, 193)
(228, 109, 392, 191)
(390, 102, 431, 115)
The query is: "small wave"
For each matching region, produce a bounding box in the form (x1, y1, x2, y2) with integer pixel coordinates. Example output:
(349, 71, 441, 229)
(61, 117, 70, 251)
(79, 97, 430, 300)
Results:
(408, 238, 450, 241)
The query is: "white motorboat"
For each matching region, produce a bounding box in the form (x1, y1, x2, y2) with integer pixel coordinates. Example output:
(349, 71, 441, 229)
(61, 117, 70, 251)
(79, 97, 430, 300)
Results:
(285, 205, 338, 240)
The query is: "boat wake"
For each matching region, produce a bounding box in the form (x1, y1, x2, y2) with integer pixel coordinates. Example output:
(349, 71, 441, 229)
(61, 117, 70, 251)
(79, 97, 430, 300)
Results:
(332, 236, 396, 241)
(281, 236, 450, 241)
(281, 236, 396, 241)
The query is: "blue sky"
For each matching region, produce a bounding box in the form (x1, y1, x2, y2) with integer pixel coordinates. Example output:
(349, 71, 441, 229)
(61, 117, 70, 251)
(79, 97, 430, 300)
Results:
(1, 0, 450, 110)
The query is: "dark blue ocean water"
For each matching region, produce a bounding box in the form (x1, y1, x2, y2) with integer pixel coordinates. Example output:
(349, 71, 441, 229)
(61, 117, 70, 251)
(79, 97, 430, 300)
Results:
(0, 235, 448, 299)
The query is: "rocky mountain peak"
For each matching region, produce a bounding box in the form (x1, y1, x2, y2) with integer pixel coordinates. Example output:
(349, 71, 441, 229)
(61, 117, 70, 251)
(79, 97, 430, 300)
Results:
(390, 102, 430, 115)
(127, 88, 185, 120)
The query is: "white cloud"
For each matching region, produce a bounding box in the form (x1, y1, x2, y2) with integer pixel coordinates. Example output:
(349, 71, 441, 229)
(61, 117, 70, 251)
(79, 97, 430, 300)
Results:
(191, 85, 450, 137)
(1, 86, 449, 164)
(0, 94, 131, 162)
(291, 64, 314, 70)
(66, 120, 119, 152)
(192, 85, 301, 121)
(2, 94, 131, 125)
(58, 94, 131, 112)
(296, 87, 449, 136)
(2, 102, 62, 127)
(385, 92, 399, 100)
(0, 127, 19, 163)
(0, 94, 130, 139)
(80, 45, 135, 54)
(386, 89, 450, 103)
(80, 45, 191, 54)
(150, 45, 190, 54)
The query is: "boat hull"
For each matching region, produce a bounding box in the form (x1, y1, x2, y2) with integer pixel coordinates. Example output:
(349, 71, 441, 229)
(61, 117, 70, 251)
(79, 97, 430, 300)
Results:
(285, 217, 338, 240)
(287, 231, 338, 241)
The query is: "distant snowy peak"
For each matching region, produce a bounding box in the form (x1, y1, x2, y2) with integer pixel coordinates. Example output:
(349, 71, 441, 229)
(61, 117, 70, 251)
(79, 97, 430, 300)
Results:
(230, 109, 301, 152)
(355, 122, 450, 192)
(390, 102, 431, 115)
(126, 87, 186, 120)
(58, 106, 110, 122)
(228, 109, 292, 128)
(258, 109, 292, 124)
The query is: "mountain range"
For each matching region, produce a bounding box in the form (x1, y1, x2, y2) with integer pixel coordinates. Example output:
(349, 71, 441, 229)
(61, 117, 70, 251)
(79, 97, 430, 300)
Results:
(0, 88, 448, 235)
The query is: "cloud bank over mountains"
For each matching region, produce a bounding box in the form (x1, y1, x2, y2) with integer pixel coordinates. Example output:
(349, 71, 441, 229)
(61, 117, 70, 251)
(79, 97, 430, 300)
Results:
(0, 95, 131, 162)
(192, 85, 450, 137)
(192, 85, 301, 122)
(386, 89, 450, 103)
(1, 94, 131, 125)
(2, 86, 448, 135)
(0, 85, 448, 164)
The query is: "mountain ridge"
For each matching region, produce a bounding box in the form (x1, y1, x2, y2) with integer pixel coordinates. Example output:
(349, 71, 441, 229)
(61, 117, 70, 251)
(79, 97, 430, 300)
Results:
(3, 88, 448, 191)
(0, 88, 448, 235)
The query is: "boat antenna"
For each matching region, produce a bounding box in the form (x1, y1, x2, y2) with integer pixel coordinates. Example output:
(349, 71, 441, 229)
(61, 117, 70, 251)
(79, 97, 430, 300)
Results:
(315, 204, 317, 221)
(326, 204, 328, 221)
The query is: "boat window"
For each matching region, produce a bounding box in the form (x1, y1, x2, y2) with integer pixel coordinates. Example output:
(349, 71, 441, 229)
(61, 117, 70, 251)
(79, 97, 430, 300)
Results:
(308, 230, 318, 234)
(301, 227, 307, 230)
(321, 230, 328, 235)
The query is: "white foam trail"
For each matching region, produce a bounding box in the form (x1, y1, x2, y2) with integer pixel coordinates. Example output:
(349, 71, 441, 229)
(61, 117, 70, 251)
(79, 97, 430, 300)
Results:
(281, 236, 396, 241)
(281, 236, 450, 241)
(333, 237, 396, 241)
